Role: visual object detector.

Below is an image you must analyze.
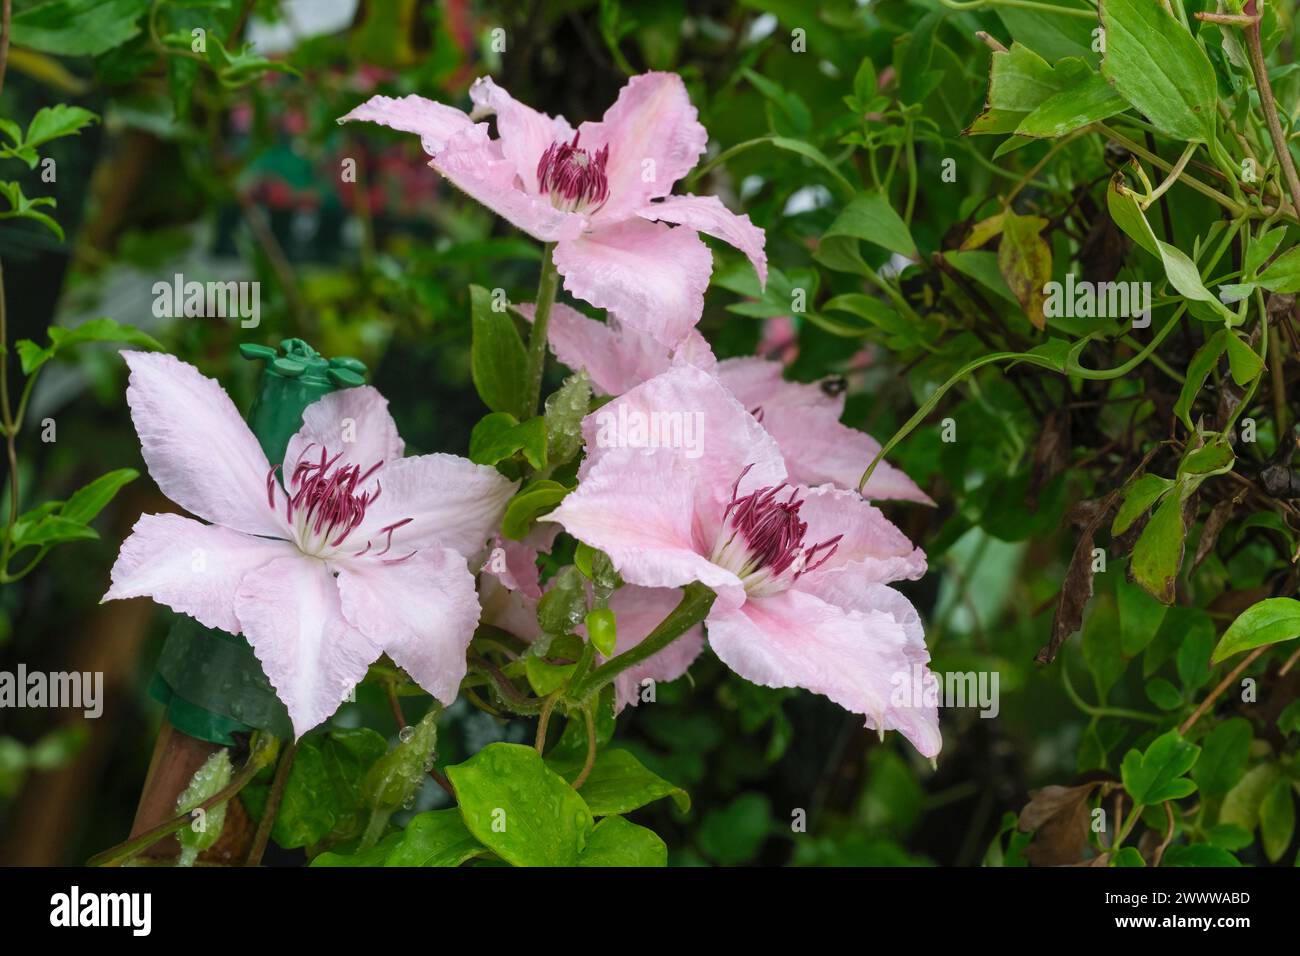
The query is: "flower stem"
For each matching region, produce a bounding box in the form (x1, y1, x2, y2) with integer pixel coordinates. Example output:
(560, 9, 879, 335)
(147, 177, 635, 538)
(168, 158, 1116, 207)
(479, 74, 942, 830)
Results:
(522, 243, 559, 419)
(244, 739, 298, 866)
(570, 582, 716, 703)
(1241, 3, 1300, 218)
(573, 706, 598, 789)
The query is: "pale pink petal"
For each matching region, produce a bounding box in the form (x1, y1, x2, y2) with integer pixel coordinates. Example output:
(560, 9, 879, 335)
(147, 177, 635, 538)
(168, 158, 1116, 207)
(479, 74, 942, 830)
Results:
(478, 525, 558, 641)
(575, 364, 784, 530)
(706, 588, 941, 758)
(469, 76, 574, 194)
(122, 351, 284, 537)
(338, 93, 475, 154)
(432, 124, 588, 242)
(553, 218, 713, 347)
(481, 525, 559, 599)
(717, 356, 837, 413)
(638, 194, 767, 286)
(547, 450, 746, 601)
(716, 358, 930, 502)
(356, 453, 516, 557)
(478, 574, 542, 642)
(337, 548, 481, 707)
(518, 302, 715, 397)
(577, 73, 708, 222)
(596, 586, 705, 713)
(795, 484, 927, 586)
(671, 329, 718, 377)
(761, 405, 932, 503)
(283, 386, 404, 475)
(103, 513, 293, 633)
(235, 554, 381, 737)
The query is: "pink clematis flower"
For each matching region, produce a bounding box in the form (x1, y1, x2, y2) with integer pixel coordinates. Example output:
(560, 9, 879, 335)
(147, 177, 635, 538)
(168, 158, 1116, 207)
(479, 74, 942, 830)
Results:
(339, 73, 767, 346)
(547, 364, 941, 758)
(525, 302, 930, 503)
(103, 353, 515, 736)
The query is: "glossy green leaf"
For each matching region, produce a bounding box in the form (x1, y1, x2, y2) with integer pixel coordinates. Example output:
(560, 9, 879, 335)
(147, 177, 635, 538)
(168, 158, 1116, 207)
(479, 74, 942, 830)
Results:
(1099, 0, 1217, 142)
(824, 191, 917, 259)
(446, 742, 594, 867)
(1119, 730, 1200, 805)
(469, 284, 528, 415)
(548, 747, 690, 816)
(1212, 597, 1300, 663)
(577, 815, 667, 866)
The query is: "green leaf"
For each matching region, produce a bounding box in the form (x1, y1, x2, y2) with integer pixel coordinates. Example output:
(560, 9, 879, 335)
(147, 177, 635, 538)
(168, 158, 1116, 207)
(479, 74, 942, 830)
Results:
(1244, 227, 1286, 279)
(469, 284, 528, 415)
(20, 317, 163, 375)
(968, 43, 1062, 135)
(382, 809, 487, 867)
(698, 792, 772, 865)
(1112, 473, 1175, 537)
(246, 728, 387, 850)
(9, 514, 98, 550)
(1224, 330, 1264, 386)
(1162, 844, 1241, 867)
(767, 137, 855, 197)
(1117, 574, 1167, 657)
(1257, 246, 1300, 293)
(0, 180, 61, 240)
(997, 211, 1051, 329)
(206, 37, 299, 88)
(10, 0, 151, 57)
(23, 105, 98, 151)
(468, 412, 546, 469)
(1260, 775, 1296, 863)
(1173, 329, 1227, 430)
(1192, 718, 1252, 802)
(823, 191, 917, 259)
(1106, 173, 1160, 258)
(1015, 61, 1126, 138)
(996, 6, 1097, 62)
(577, 815, 667, 867)
(60, 468, 138, 526)
(446, 742, 594, 866)
(1130, 490, 1187, 604)
(1176, 622, 1214, 692)
(1111, 846, 1146, 866)
(1178, 442, 1234, 479)
(1221, 762, 1281, 833)
(501, 479, 569, 540)
(547, 747, 690, 816)
(585, 607, 617, 658)
(1120, 730, 1200, 804)
(1099, 0, 1217, 142)
(1144, 677, 1182, 711)
(1212, 597, 1300, 663)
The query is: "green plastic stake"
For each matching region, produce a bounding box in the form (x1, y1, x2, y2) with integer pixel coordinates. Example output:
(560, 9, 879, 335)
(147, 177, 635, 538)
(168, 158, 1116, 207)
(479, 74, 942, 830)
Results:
(150, 339, 368, 744)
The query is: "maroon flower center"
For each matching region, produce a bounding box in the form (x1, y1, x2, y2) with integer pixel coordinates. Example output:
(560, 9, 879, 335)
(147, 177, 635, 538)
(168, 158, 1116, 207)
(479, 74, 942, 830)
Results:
(537, 132, 609, 214)
(267, 444, 413, 562)
(711, 464, 842, 595)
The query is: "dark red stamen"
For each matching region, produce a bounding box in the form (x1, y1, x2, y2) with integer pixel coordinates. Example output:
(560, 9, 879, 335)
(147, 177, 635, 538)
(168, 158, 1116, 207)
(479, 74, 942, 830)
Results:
(721, 464, 841, 582)
(537, 132, 610, 212)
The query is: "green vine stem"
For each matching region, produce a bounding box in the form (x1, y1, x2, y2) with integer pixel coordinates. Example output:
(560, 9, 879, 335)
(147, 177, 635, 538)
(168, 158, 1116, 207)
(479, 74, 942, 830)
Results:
(522, 243, 559, 420)
(569, 581, 716, 703)
(244, 739, 298, 866)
